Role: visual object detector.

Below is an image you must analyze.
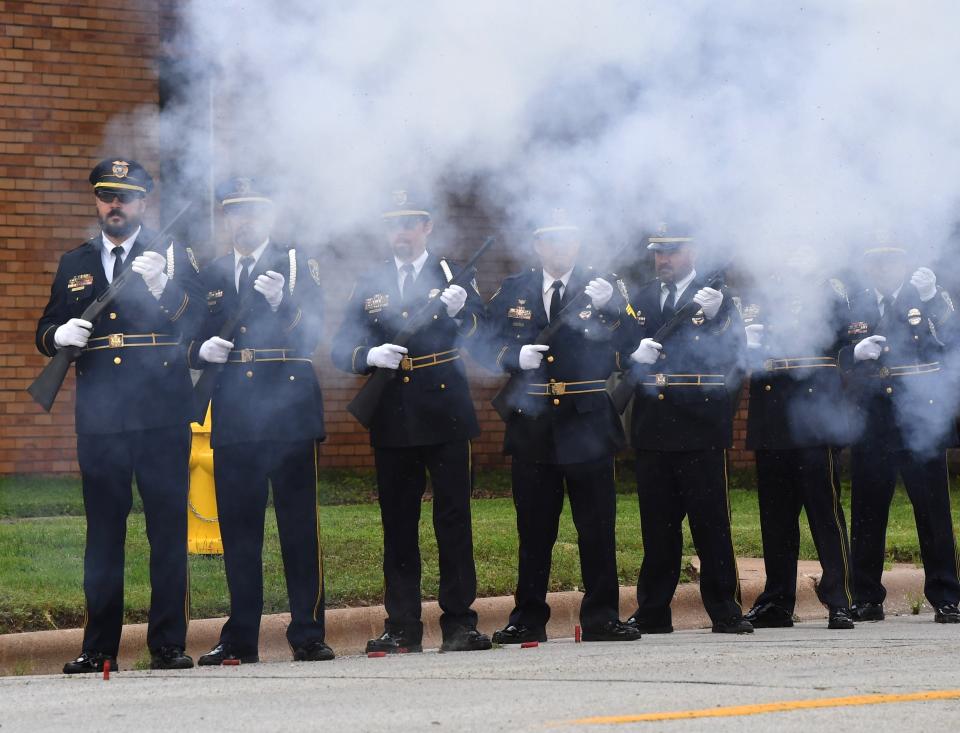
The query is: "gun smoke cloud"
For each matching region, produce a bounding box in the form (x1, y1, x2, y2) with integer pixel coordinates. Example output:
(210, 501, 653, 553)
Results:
(113, 0, 960, 450)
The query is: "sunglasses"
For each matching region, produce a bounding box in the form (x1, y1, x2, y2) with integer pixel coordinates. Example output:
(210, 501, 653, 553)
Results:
(95, 190, 142, 205)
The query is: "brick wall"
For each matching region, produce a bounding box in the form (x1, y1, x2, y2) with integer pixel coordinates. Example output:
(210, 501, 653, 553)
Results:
(0, 1, 753, 475)
(0, 0, 163, 475)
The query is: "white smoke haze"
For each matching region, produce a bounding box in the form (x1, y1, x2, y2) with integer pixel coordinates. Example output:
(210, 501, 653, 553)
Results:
(119, 0, 960, 447)
(160, 1, 960, 254)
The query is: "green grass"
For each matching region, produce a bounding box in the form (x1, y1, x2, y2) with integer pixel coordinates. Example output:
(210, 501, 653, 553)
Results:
(0, 464, 741, 518)
(2, 482, 958, 635)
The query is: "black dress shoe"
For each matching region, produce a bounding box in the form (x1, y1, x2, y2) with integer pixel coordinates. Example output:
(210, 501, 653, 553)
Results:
(441, 628, 492, 652)
(293, 640, 336, 661)
(934, 604, 960, 623)
(150, 646, 194, 670)
(365, 630, 423, 654)
(491, 624, 547, 645)
(582, 620, 642, 642)
(63, 651, 117, 675)
(853, 602, 884, 622)
(711, 616, 754, 634)
(744, 602, 794, 628)
(828, 607, 856, 630)
(626, 616, 673, 634)
(197, 643, 259, 666)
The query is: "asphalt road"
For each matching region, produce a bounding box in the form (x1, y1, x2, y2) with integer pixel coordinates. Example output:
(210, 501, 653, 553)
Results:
(2, 614, 958, 732)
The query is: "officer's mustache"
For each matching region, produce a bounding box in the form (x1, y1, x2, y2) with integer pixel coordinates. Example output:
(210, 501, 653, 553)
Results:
(106, 209, 126, 220)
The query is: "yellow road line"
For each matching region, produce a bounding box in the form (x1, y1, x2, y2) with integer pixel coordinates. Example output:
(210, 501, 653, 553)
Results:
(567, 689, 960, 725)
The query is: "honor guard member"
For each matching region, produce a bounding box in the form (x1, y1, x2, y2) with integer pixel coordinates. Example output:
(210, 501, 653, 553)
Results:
(191, 178, 333, 664)
(330, 189, 491, 653)
(624, 229, 752, 634)
(840, 244, 960, 623)
(740, 249, 856, 630)
(36, 159, 205, 673)
(479, 213, 641, 645)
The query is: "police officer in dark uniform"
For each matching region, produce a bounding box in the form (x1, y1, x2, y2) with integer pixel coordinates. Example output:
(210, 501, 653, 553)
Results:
(330, 190, 491, 653)
(191, 179, 333, 664)
(840, 245, 960, 623)
(740, 251, 856, 629)
(36, 158, 205, 673)
(479, 214, 641, 644)
(623, 231, 752, 634)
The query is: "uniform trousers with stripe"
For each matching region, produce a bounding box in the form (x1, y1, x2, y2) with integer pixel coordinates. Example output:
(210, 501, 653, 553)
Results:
(508, 456, 620, 630)
(753, 448, 852, 611)
(633, 449, 743, 625)
(76, 425, 191, 656)
(373, 440, 479, 641)
(213, 439, 326, 653)
(850, 446, 960, 607)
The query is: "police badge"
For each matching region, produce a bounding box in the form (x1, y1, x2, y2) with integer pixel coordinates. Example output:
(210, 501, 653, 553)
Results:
(111, 160, 129, 179)
(907, 308, 922, 326)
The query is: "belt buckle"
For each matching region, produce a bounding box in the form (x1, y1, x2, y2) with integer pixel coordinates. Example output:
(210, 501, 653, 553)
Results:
(547, 382, 566, 396)
(240, 348, 255, 363)
(108, 333, 123, 348)
(400, 356, 414, 371)
(654, 373, 667, 387)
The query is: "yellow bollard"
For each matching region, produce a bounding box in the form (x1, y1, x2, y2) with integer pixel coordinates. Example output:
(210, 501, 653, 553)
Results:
(188, 406, 223, 555)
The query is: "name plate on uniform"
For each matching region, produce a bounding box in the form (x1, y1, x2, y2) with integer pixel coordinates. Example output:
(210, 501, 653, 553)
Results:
(68, 274, 94, 291)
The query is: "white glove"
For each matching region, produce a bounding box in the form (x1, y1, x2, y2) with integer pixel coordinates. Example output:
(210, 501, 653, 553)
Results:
(440, 284, 467, 317)
(131, 252, 168, 298)
(630, 338, 662, 365)
(254, 270, 285, 310)
(693, 287, 723, 319)
(745, 324, 764, 349)
(519, 344, 549, 371)
(367, 343, 408, 370)
(854, 335, 886, 361)
(910, 267, 937, 302)
(54, 318, 92, 348)
(584, 278, 614, 309)
(198, 336, 234, 364)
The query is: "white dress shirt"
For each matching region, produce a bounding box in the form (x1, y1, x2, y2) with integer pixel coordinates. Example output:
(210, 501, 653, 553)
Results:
(234, 239, 270, 292)
(394, 249, 430, 294)
(100, 227, 141, 284)
(659, 268, 697, 310)
(542, 268, 574, 321)
(874, 284, 903, 317)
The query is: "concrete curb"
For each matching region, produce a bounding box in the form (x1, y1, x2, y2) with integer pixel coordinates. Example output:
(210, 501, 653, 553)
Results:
(0, 560, 926, 676)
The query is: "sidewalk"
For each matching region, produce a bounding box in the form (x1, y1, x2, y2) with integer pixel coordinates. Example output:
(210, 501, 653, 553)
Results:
(0, 559, 926, 676)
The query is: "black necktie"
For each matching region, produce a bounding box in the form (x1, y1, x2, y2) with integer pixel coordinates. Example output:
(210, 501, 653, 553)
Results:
(879, 294, 891, 318)
(399, 264, 415, 301)
(662, 282, 677, 318)
(549, 279, 563, 322)
(111, 246, 125, 282)
(238, 256, 255, 294)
